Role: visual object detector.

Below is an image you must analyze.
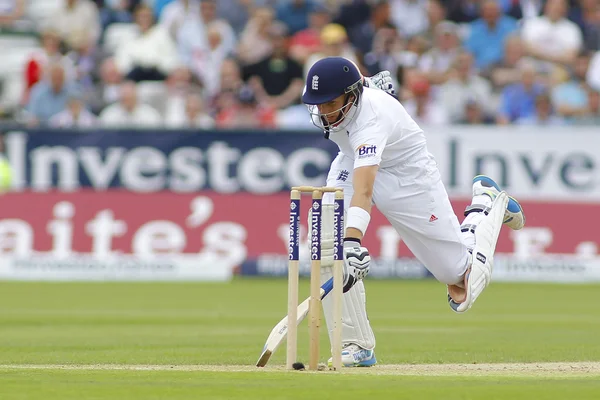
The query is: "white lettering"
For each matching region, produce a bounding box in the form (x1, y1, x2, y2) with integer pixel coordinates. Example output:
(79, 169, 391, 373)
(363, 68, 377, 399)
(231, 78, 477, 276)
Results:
(238, 148, 284, 193)
(85, 210, 127, 257)
(120, 147, 167, 192)
(510, 227, 553, 258)
(286, 149, 330, 188)
(169, 147, 205, 192)
(31, 146, 79, 191)
(278, 223, 308, 260)
(47, 201, 74, 258)
(201, 222, 247, 268)
(78, 147, 125, 189)
(207, 142, 240, 193)
(376, 226, 402, 260)
(186, 196, 214, 228)
(575, 242, 597, 258)
(310, 213, 320, 260)
(133, 221, 186, 256)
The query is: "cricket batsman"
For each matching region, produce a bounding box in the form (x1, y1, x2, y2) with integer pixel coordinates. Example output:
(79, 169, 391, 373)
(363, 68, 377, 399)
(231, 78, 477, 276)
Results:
(302, 57, 525, 367)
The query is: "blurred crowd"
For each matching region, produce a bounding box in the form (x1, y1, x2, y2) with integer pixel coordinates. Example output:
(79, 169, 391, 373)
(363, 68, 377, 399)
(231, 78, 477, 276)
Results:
(0, 0, 599, 129)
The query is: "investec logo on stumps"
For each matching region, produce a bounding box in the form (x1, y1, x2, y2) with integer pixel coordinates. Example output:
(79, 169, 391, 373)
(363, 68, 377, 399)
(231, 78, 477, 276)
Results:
(310, 200, 321, 260)
(333, 199, 344, 261)
(288, 200, 300, 260)
(333, 210, 340, 261)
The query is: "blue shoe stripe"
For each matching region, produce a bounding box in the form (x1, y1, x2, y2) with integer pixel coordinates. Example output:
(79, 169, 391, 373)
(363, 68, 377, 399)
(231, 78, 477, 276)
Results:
(474, 175, 522, 214)
(507, 196, 522, 213)
(473, 175, 500, 191)
(357, 355, 377, 367)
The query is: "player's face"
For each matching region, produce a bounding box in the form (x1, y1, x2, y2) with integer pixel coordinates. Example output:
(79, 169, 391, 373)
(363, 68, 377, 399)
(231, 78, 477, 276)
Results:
(318, 94, 350, 124)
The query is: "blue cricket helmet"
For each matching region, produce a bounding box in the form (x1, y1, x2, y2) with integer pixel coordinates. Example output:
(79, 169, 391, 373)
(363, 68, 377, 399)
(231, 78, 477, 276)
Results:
(302, 57, 362, 105)
(302, 57, 364, 133)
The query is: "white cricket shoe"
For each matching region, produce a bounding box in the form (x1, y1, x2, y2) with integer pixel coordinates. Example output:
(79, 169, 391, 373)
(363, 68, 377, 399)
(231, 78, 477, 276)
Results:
(328, 344, 377, 368)
(472, 175, 525, 230)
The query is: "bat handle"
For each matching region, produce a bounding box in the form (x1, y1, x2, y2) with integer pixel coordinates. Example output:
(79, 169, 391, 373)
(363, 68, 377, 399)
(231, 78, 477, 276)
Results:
(320, 277, 334, 299)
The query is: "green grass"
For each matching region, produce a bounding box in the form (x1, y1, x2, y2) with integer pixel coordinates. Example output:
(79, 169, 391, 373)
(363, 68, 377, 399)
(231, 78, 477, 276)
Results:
(2, 370, 600, 400)
(0, 279, 599, 399)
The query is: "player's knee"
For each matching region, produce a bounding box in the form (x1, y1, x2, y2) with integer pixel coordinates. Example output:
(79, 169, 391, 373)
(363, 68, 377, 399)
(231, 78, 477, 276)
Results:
(430, 259, 469, 285)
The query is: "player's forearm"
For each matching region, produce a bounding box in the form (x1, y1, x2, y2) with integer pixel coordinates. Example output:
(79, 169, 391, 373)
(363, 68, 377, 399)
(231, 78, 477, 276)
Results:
(345, 190, 373, 241)
(345, 165, 378, 240)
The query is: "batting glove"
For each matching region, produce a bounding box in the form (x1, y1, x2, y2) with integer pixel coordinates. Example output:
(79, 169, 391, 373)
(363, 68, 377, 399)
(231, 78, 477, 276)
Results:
(342, 238, 371, 292)
(363, 71, 396, 96)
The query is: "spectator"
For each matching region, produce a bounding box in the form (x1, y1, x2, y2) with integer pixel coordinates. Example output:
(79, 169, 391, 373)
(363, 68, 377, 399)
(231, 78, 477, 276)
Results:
(516, 92, 566, 125)
(460, 98, 496, 124)
(497, 61, 546, 124)
(0, 0, 26, 29)
(98, 0, 135, 33)
(289, 4, 331, 63)
(22, 28, 75, 104)
(550, 54, 591, 120)
(162, 66, 203, 120)
(276, 0, 316, 35)
(587, 49, 600, 91)
(217, 0, 265, 35)
(575, 87, 600, 124)
(332, 0, 371, 32)
(348, 0, 392, 56)
(422, 0, 447, 45)
(522, 0, 583, 68)
(304, 23, 360, 78)
(497, 0, 528, 20)
(114, 4, 181, 82)
(216, 84, 276, 129)
(199, 22, 234, 96)
(487, 35, 531, 89)
(26, 63, 79, 124)
(199, 0, 236, 56)
(211, 57, 245, 115)
(166, 93, 215, 128)
(363, 26, 406, 85)
(390, 0, 429, 37)
(177, 0, 235, 95)
(160, 0, 200, 39)
(465, 0, 518, 70)
(445, 0, 481, 24)
(438, 51, 494, 123)
(88, 58, 122, 114)
(219, 57, 244, 94)
(418, 21, 461, 84)
(237, 6, 275, 65)
(50, 0, 101, 45)
(49, 90, 97, 128)
(176, 6, 210, 82)
(152, 0, 173, 20)
(569, 0, 600, 51)
(99, 81, 162, 127)
(242, 22, 304, 110)
(401, 35, 430, 69)
(401, 70, 449, 125)
(66, 30, 103, 94)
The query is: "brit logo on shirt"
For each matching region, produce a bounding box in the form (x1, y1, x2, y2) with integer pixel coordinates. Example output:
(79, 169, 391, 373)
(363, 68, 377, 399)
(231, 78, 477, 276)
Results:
(357, 144, 377, 158)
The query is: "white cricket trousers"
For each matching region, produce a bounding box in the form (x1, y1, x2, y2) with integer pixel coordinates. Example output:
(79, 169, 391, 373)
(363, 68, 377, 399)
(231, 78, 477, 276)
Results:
(320, 151, 470, 350)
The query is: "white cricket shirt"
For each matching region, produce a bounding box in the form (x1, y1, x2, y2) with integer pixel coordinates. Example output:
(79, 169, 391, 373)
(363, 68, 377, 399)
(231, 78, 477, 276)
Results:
(327, 87, 428, 170)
